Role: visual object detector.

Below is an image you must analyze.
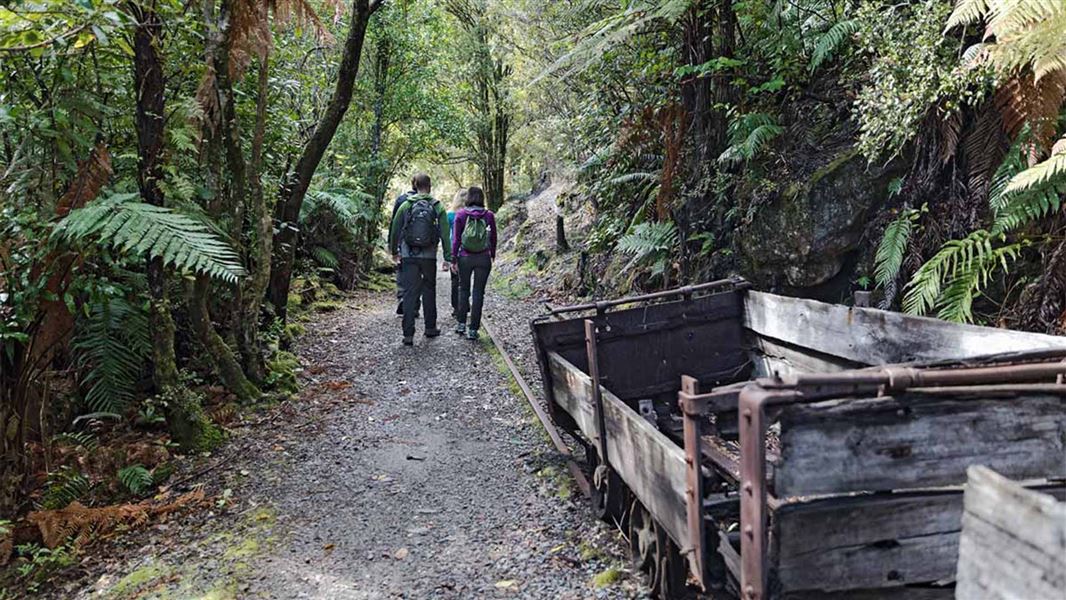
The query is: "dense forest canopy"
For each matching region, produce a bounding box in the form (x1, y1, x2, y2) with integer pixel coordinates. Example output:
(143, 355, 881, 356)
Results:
(0, 0, 1063, 583)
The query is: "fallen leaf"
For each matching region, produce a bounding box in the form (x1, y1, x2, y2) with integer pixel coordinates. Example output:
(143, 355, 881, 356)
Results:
(495, 580, 517, 589)
(323, 543, 335, 553)
(393, 547, 409, 560)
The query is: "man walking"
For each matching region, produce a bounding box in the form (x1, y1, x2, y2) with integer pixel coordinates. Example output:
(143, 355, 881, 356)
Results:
(391, 177, 419, 316)
(389, 174, 452, 346)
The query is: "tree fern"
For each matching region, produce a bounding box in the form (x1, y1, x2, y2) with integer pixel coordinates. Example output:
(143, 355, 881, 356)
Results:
(874, 208, 920, 289)
(117, 464, 154, 496)
(617, 221, 679, 278)
(54, 193, 245, 283)
(990, 137, 1064, 232)
(71, 297, 151, 414)
(809, 19, 859, 72)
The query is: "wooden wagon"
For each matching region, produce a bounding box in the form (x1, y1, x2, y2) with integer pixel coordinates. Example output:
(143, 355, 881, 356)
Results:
(531, 279, 1066, 599)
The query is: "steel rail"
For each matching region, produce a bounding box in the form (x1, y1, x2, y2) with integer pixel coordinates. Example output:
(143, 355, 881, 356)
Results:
(481, 319, 592, 499)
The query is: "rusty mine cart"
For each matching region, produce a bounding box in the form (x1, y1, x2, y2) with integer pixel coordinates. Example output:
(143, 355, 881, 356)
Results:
(530, 279, 1066, 599)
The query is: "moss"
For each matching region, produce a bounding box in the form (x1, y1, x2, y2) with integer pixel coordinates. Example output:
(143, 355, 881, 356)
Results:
(265, 351, 299, 394)
(109, 563, 172, 599)
(592, 567, 622, 588)
(309, 300, 345, 313)
(286, 292, 302, 310)
(787, 146, 863, 200)
(160, 383, 224, 452)
(579, 542, 604, 562)
(280, 322, 306, 346)
(222, 538, 259, 561)
(491, 273, 533, 299)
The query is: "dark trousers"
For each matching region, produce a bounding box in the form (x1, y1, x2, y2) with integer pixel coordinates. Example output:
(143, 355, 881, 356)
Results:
(457, 254, 492, 331)
(449, 271, 459, 318)
(400, 258, 437, 337)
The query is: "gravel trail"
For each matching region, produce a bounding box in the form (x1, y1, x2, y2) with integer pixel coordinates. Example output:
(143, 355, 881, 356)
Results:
(59, 269, 643, 599)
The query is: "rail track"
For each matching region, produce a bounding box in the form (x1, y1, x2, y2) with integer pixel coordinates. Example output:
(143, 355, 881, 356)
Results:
(480, 318, 592, 499)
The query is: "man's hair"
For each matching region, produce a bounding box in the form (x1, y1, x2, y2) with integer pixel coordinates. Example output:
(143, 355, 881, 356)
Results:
(413, 173, 431, 193)
(466, 186, 485, 207)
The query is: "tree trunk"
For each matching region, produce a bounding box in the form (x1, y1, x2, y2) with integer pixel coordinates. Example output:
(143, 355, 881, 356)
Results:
(131, 0, 219, 450)
(268, 0, 381, 321)
(188, 275, 259, 402)
(239, 55, 272, 381)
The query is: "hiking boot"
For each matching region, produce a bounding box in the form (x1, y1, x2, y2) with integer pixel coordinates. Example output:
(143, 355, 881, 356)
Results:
(455, 322, 467, 335)
(425, 328, 441, 338)
(466, 329, 479, 341)
(402, 336, 414, 346)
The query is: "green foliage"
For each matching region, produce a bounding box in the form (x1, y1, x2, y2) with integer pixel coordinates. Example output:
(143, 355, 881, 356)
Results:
(991, 138, 1065, 232)
(809, 19, 859, 73)
(14, 543, 76, 593)
(52, 431, 99, 452)
(718, 113, 783, 165)
(71, 296, 151, 414)
(853, 0, 993, 160)
(39, 467, 90, 510)
(265, 351, 300, 394)
(617, 221, 678, 279)
(874, 207, 922, 289)
(117, 465, 154, 497)
(54, 194, 245, 283)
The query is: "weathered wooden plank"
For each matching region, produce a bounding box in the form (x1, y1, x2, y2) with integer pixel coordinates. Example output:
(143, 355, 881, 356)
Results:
(743, 291, 1066, 366)
(956, 466, 1066, 600)
(783, 587, 954, 599)
(773, 491, 964, 592)
(774, 392, 1066, 496)
(747, 334, 862, 377)
(548, 352, 690, 547)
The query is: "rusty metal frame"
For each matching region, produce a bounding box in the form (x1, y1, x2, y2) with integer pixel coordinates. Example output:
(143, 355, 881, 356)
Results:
(680, 356, 1066, 600)
(545, 277, 749, 317)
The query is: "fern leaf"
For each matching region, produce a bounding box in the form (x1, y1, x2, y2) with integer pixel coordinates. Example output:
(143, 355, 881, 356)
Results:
(117, 465, 154, 496)
(55, 195, 245, 283)
(72, 297, 151, 414)
(608, 172, 659, 186)
(1004, 150, 1066, 194)
(40, 467, 90, 510)
(311, 246, 339, 269)
(945, 0, 990, 31)
(809, 19, 859, 72)
(874, 210, 917, 288)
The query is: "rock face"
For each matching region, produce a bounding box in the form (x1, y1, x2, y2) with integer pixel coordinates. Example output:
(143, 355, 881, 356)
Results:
(737, 118, 905, 301)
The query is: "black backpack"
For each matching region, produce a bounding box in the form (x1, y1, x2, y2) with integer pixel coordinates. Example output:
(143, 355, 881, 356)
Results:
(402, 195, 440, 249)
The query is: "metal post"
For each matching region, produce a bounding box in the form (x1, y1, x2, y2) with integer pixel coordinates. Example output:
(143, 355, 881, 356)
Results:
(680, 375, 707, 590)
(738, 385, 769, 600)
(584, 319, 608, 466)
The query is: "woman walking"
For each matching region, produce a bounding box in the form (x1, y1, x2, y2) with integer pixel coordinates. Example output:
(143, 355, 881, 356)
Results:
(447, 188, 468, 321)
(450, 186, 497, 340)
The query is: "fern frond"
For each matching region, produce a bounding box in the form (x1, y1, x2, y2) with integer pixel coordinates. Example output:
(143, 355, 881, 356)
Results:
(311, 246, 338, 269)
(945, 0, 989, 31)
(72, 297, 151, 414)
(617, 221, 679, 260)
(935, 241, 1025, 322)
(1004, 149, 1066, 194)
(300, 189, 375, 234)
(874, 209, 918, 288)
(117, 465, 154, 497)
(809, 19, 859, 72)
(39, 467, 90, 510)
(55, 194, 245, 283)
(902, 230, 993, 315)
(52, 431, 99, 452)
(609, 171, 659, 186)
(719, 113, 782, 164)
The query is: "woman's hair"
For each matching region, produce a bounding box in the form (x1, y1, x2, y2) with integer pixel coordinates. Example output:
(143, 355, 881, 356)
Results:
(466, 186, 485, 207)
(451, 189, 468, 211)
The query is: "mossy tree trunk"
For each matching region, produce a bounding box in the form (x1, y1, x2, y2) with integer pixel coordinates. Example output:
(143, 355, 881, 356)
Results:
(131, 0, 218, 450)
(189, 275, 260, 403)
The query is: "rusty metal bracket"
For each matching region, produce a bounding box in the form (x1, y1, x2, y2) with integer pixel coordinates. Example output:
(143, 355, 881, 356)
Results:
(584, 319, 609, 467)
(680, 375, 708, 591)
(737, 385, 800, 600)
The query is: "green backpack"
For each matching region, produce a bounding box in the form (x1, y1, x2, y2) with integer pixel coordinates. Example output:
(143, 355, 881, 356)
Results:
(461, 212, 490, 253)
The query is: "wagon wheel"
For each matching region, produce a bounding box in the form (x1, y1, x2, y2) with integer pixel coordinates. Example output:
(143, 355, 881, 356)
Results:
(589, 452, 625, 524)
(627, 499, 660, 578)
(654, 532, 688, 599)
